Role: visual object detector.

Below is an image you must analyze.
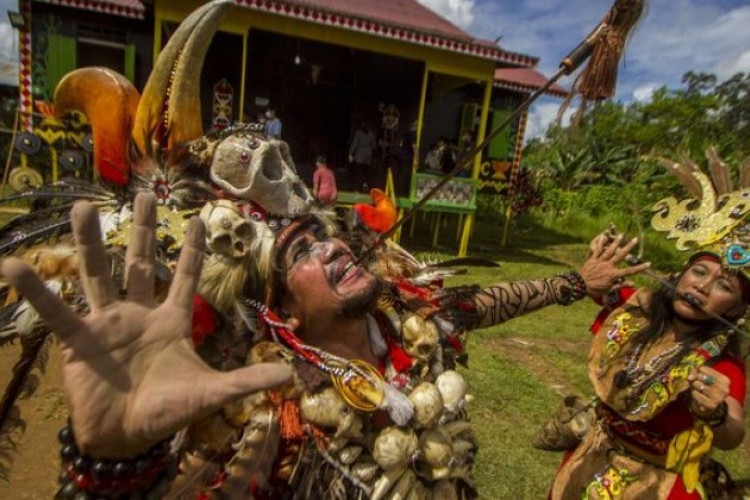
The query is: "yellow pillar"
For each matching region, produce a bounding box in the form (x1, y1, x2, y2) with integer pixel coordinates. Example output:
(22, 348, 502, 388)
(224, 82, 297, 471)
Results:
(473, 79, 494, 178)
(50, 149, 58, 183)
(239, 30, 248, 121)
(432, 212, 442, 247)
(459, 214, 473, 257)
(413, 65, 429, 174)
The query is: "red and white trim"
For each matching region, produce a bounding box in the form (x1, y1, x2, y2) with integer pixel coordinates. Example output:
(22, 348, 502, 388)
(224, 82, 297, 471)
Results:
(506, 109, 528, 203)
(18, 0, 33, 132)
(232, 0, 537, 66)
(33, 0, 145, 20)
(494, 79, 568, 98)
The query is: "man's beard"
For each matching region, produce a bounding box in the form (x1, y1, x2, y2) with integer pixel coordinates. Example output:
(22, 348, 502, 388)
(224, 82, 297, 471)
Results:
(339, 277, 382, 319)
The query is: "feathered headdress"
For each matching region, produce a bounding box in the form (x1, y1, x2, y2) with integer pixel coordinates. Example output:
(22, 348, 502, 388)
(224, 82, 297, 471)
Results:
(0, 0, 328, 471)
(651, 149, 750, 278)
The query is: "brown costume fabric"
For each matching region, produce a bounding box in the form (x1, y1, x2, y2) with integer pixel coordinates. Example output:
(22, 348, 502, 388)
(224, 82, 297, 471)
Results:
(551, 424, 680, 499)
(551, 290, 710, 498)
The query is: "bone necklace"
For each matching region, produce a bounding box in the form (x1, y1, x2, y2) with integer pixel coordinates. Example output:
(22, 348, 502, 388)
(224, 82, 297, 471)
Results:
(245, 300, 414, 425)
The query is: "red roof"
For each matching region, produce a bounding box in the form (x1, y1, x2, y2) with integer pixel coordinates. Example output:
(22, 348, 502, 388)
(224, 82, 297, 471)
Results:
(494, 67, 568, 98)
(296, 0, 470, 40)
(233, 0, 538, 66)
(33, 0, 145, 19)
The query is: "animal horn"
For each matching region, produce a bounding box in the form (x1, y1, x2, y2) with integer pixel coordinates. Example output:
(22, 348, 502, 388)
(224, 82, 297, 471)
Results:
(132, 0, 232, 153)
(53, 68, 140, 186)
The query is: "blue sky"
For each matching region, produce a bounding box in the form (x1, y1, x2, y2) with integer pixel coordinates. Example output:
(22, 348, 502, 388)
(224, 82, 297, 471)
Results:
(419, 0, 750, 138)
(2, 0, 749, 137)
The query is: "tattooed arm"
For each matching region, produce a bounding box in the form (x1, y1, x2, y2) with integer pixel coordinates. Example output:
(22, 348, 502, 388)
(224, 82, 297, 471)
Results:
(468, 235, 651, 330)
(471, 277, 575, 329)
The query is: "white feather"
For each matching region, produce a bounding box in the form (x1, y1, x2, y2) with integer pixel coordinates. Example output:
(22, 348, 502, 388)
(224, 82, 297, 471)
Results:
(13, 279, 63, 336)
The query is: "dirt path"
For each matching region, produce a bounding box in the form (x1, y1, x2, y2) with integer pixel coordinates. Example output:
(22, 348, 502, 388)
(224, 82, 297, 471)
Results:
(0, 341, 66, 498)
(482, 335, 590, 396)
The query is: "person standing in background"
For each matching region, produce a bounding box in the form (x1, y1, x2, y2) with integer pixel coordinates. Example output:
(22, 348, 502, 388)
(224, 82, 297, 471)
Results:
(348, 122, 376, 192)
(264, 108, 282, 139)
(312, 155, 337, 206)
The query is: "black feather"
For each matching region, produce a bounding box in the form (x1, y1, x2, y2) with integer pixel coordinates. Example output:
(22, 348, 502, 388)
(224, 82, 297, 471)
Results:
(0, 302, 23, 331)
(0, 179, 113, 204)
(0, 203, 74, 240)
(0, 301, 25, 347)
(0, 219, 72, 256)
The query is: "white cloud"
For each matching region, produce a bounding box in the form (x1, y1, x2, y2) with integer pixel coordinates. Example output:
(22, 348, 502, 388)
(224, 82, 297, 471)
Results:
(462, 1, 750, 141)
(417, 0, 476, 29)
(715, 49, 750, 79)
(525, 99, 577, 141)
(467, 1, 750, 104)
(633, 83, 659, 102)
(624, 3, 750, 92)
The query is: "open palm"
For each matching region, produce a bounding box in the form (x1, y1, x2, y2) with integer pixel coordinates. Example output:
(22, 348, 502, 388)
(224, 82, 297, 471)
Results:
(1, 194, 291, 458)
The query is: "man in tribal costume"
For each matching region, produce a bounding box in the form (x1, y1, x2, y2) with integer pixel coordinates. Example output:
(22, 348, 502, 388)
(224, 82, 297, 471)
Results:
(0, 1, 647, 498)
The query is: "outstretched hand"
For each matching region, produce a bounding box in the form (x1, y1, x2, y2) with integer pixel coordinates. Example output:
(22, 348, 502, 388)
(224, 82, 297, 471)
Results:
(580, 231, 651, 299)
(0, 193, 292, 458)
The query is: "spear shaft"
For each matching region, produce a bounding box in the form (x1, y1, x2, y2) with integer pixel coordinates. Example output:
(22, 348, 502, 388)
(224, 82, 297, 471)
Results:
(355, 25, 608, 265)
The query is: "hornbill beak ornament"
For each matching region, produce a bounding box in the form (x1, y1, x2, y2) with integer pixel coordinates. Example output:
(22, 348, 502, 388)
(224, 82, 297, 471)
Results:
(53, 0, 233, 187)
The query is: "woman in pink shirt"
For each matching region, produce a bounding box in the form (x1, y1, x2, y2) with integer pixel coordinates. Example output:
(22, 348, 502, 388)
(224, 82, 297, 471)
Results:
(313, 155, 338, 206)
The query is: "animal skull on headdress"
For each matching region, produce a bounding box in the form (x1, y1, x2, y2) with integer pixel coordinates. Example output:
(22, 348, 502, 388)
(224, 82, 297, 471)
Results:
(210, 135, 313, 217)
(199, 199, 273, 260)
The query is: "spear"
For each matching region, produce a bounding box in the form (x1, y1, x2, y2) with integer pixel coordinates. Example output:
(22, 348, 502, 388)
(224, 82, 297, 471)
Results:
(624, 255, 750, 339)
(355, 0, 646, 265)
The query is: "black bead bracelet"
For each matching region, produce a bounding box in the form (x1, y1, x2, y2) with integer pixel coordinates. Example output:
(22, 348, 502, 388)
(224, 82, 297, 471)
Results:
(56, 423, 177, 499)
(557, 270, 588, 306)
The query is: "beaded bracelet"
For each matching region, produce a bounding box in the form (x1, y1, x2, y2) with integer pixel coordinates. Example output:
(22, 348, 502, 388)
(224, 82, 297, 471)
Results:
(56, 423, 178, 499)
(557, 270, 588, 306)
(695, 401, 729, 428)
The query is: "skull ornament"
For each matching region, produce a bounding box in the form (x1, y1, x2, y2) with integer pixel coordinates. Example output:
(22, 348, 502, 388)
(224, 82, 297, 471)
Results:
(373, 427, 418, 471)
(417, 427, 453, 480)
(210, 134, 313, 217)
(299, 387, 363, 440)
(199, 200, 263, 258)
(435, 370, 468, 415)
(408, 382, 444, 429)
(401, 313, 440, 363)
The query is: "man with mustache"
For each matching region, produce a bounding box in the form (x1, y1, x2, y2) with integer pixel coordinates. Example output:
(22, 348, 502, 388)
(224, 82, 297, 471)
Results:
(1, 193, 646, 498)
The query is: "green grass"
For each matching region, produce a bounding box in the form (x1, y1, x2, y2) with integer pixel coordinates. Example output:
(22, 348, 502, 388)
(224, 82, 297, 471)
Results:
(402, 211, 750, 498)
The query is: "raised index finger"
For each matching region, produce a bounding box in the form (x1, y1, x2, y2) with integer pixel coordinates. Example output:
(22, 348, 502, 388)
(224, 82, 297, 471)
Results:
(165, 217, 205, 310)
(72, 202, 116, 309)
(1, 258, 85, 339)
